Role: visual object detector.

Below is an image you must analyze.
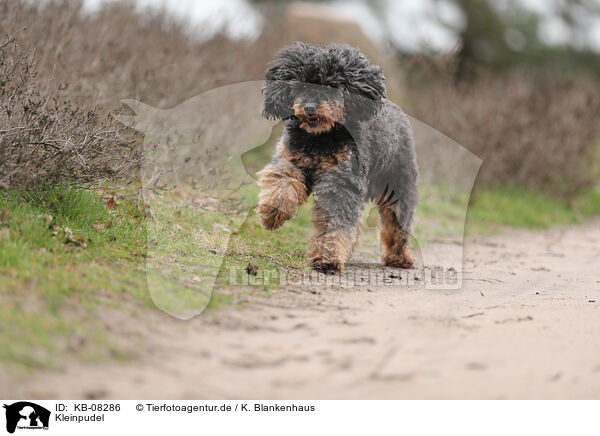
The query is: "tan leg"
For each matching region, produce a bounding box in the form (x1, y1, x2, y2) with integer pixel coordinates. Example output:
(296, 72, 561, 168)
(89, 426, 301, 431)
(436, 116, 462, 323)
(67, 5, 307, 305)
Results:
(379, 206, 414, 269)
(256, 163, 307, 230)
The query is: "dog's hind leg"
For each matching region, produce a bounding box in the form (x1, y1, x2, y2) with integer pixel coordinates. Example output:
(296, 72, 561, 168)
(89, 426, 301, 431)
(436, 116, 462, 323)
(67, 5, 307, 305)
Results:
(379, 204, 414, 269)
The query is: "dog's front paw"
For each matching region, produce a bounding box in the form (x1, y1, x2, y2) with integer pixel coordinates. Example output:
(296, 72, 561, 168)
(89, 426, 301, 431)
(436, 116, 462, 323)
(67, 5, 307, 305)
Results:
(383, 253, 414, 269)
(256, 203, 294, 231)
(310, 257, 343, 274)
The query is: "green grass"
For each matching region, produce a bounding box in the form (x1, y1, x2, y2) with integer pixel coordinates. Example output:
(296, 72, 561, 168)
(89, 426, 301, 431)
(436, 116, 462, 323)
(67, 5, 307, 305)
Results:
(1, 182, 600, 371)
(0, 186, 148, 370)
(140, 184, 316, 318)
(466, 186, 600, 234)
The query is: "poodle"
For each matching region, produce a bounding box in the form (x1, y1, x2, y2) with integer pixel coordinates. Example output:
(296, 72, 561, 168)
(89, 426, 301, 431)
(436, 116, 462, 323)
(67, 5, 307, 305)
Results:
(256, 42, 418, 273)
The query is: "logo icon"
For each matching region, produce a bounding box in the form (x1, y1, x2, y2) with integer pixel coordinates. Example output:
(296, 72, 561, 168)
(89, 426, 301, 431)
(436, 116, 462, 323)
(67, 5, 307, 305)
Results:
(3, 402, 50, 434)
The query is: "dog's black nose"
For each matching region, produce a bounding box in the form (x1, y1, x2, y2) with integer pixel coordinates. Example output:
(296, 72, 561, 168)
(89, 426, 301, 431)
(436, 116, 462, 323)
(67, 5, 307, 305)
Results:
(304, 104, 317, 116)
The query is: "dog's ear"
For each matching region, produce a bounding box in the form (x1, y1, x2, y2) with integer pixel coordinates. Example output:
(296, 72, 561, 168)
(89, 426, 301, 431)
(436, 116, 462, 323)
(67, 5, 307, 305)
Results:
(330, 45, 386, 121)
(262, 79, 295, 120)
(344, 65, 386, 121)
(262, 43, 318, 120)
(344, 88, 385, 122)
(262, 44, 298, 120)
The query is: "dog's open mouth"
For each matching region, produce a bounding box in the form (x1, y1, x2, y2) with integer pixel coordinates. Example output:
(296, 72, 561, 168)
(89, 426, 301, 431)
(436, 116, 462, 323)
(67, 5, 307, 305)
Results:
(306, 116, 323, 127)
(293, 110, 333, 132)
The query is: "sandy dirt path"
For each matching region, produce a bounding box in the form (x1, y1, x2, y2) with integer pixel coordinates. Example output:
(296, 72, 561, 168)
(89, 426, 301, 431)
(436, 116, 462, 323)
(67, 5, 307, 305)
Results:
(6, 220, 600, 399)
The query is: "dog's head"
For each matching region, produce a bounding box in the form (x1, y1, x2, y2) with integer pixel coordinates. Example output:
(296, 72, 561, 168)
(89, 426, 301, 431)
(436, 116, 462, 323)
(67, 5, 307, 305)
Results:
(262, 42, 386, 134)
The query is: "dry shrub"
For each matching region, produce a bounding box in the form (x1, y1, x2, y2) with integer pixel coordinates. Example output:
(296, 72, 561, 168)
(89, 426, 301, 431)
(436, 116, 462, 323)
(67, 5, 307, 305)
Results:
(406, 58, 600, 197)
(0, 0, 269, 109)
(0, 35, 139, 189)
(0, 0, 388, 108)
(3, 0, 598, 196)
(0, 0, 276, 190)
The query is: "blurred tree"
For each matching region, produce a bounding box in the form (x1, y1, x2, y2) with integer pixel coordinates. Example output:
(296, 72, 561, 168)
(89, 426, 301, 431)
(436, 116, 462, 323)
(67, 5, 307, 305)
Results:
(248, 0, 600, 76)
(449, 0, 540, 76)
(443, 0, 600, 76)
